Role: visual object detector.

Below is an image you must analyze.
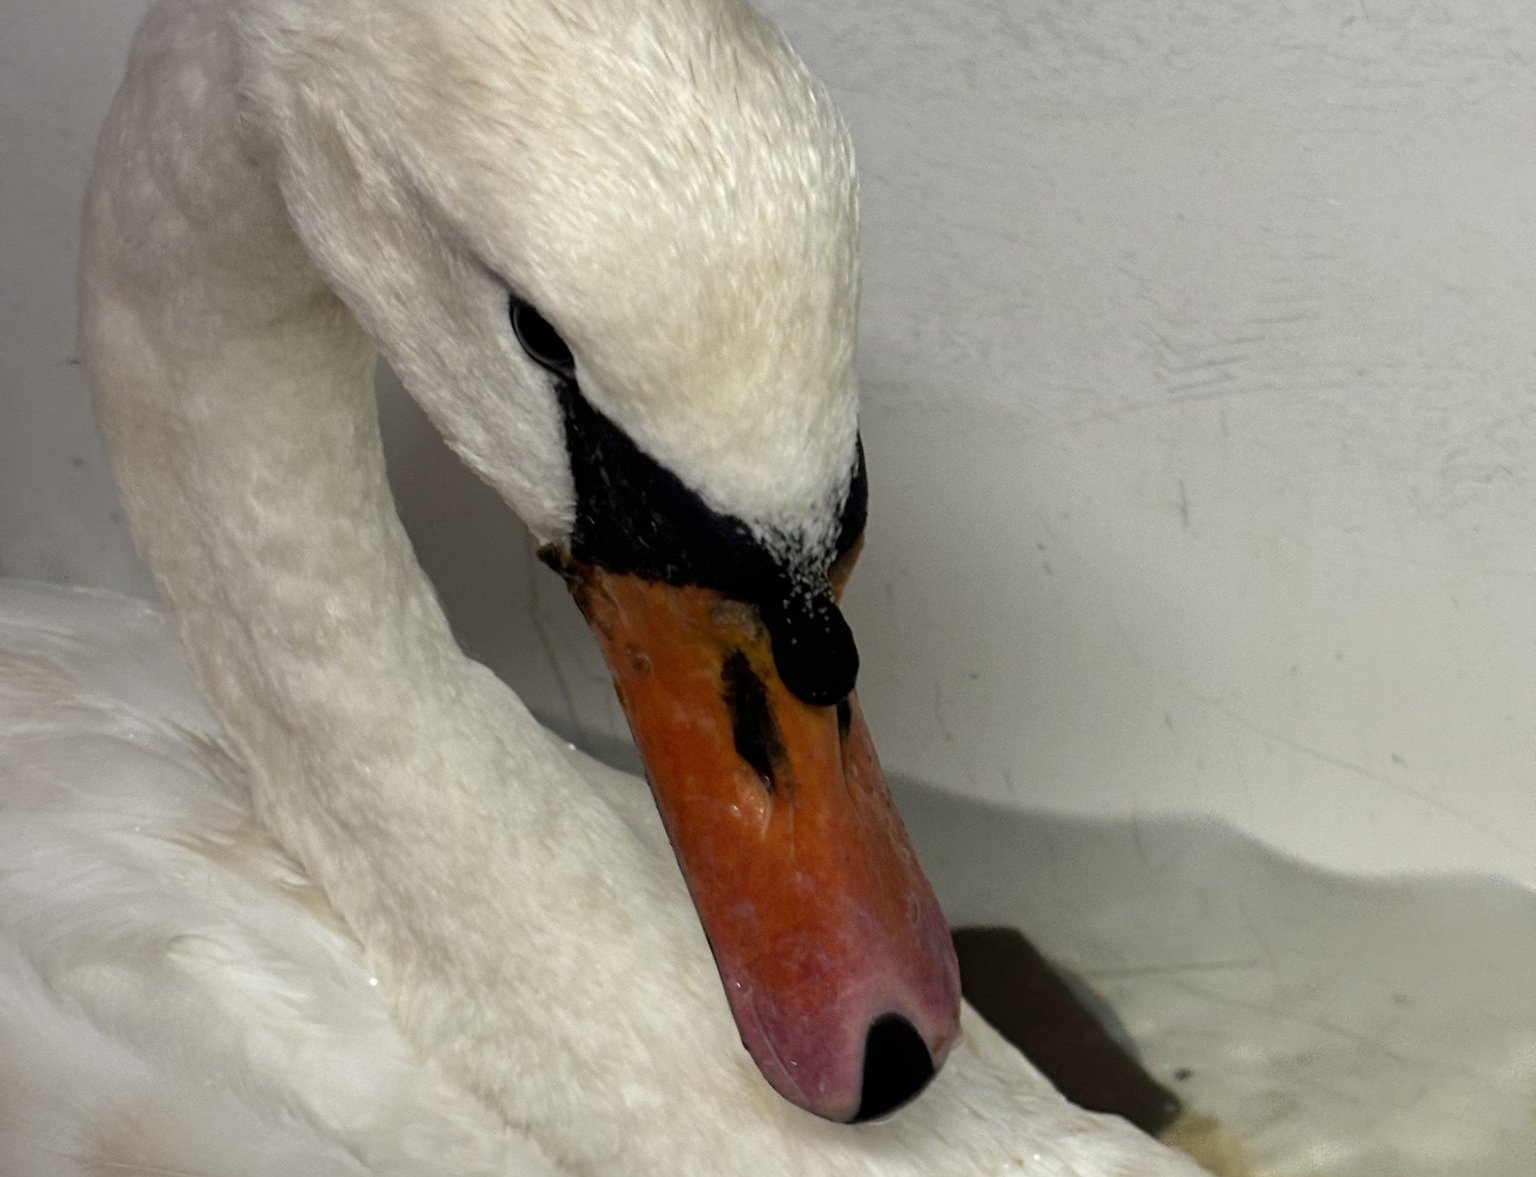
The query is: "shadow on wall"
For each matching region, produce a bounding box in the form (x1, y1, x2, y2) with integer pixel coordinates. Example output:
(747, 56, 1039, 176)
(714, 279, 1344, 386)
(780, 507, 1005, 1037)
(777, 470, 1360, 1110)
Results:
(378, 366, 629, 748)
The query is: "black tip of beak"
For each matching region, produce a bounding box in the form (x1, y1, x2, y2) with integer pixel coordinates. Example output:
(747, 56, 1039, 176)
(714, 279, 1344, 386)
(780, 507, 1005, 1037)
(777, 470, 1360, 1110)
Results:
(762, 587, 858, 708)
(852, 1013, 937, 1123)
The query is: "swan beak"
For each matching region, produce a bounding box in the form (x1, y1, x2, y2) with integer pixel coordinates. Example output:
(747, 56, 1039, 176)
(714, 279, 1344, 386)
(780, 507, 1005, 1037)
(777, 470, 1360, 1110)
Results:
(551, 555, 961, 1123)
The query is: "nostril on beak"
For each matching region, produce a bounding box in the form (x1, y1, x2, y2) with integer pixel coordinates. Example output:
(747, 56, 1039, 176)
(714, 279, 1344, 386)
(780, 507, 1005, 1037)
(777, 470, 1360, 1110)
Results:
(851, 1013, 937, 1123)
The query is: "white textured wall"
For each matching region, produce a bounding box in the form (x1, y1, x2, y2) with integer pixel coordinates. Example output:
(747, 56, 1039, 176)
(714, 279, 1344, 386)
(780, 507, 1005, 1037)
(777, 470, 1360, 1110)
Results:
(5, 1, 1534, 886)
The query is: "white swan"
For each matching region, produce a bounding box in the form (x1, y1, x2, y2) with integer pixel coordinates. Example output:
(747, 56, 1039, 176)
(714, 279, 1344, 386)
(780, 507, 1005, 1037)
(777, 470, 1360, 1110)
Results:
(0, 0, 1205, 1173)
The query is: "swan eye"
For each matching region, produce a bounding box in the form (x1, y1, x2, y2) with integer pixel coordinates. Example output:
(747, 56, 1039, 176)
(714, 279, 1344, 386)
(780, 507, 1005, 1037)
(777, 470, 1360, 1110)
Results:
(510, 296, 575, 378)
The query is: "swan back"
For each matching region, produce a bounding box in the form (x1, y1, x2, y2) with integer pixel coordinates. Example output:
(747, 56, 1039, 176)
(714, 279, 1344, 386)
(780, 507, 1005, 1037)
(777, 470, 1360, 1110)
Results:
(0, 583, 563, 1176)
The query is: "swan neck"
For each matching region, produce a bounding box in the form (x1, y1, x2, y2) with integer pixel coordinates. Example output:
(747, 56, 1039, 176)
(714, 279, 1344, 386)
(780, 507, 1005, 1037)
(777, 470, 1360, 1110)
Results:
(80, 2, 513, 848)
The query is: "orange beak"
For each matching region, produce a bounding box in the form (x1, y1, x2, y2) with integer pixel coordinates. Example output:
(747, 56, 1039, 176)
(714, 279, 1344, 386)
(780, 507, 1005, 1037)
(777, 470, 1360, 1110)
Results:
(551, 553, 961, 1122)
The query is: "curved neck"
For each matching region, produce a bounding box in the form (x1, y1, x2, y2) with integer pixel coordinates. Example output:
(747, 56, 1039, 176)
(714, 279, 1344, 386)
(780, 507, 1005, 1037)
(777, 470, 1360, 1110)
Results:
(81, 1, 553, 873)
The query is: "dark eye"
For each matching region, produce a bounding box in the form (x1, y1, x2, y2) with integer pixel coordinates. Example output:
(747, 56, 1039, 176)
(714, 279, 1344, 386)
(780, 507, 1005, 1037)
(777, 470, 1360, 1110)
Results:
(510, 295, 575, 378)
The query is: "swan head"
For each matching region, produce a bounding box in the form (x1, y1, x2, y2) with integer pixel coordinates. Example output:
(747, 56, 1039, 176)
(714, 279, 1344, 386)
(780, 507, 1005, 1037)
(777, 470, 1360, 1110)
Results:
(236, 0, 959, 1121)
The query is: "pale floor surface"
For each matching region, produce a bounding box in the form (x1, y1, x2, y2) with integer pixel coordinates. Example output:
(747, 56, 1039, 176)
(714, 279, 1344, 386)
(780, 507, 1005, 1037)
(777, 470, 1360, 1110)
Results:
(900, 787, 1536, 1177)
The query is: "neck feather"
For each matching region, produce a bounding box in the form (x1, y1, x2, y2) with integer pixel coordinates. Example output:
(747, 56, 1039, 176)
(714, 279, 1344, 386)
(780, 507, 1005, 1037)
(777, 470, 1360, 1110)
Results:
(80, 0, 571, 894)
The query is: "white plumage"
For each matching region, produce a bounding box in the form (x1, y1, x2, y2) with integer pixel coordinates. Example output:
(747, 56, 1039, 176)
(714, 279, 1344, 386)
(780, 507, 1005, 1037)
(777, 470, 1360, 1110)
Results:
(1, 1, 1205, 1173)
